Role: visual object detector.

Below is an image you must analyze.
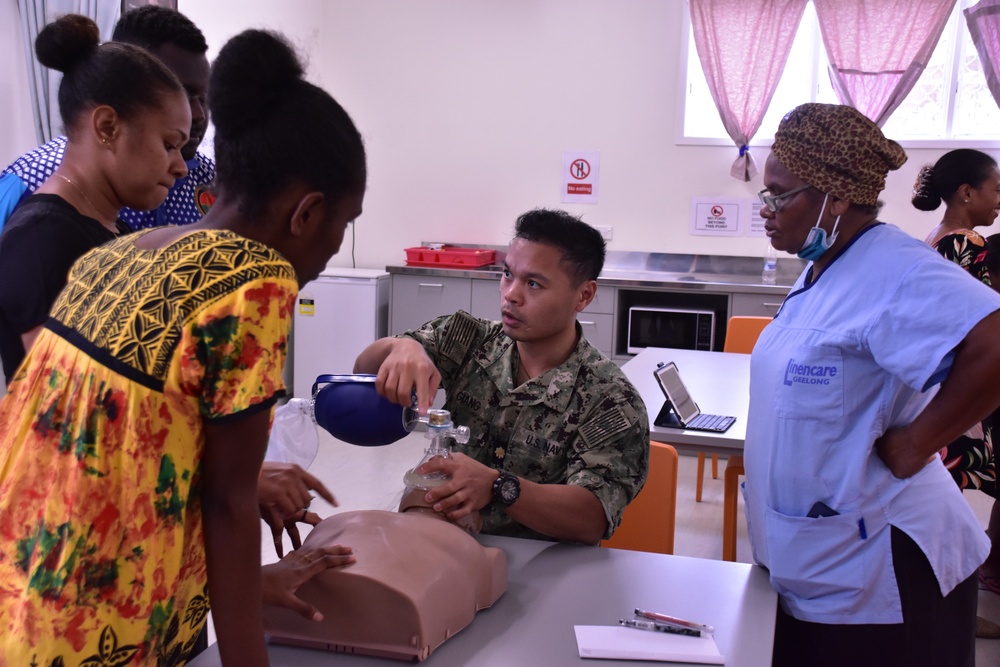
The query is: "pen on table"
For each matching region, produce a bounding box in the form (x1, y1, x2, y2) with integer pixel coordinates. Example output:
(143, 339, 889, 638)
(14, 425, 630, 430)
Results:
(634, 608, 714, 634)
(619, 618, 702, 637)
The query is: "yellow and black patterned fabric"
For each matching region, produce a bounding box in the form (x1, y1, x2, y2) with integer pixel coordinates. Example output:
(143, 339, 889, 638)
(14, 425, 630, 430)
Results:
(0, 229, 298, 666)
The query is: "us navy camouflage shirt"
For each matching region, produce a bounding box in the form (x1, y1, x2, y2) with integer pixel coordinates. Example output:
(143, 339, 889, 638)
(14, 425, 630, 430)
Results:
(403, 310, 649, 541)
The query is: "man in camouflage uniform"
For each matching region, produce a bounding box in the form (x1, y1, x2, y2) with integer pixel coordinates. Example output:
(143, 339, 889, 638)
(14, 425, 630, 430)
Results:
(355, 209, 649, 543)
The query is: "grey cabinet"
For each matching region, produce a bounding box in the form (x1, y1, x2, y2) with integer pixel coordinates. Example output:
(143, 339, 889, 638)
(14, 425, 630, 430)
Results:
(470, 279, 501, 321)
(588, 285, 614, 315)
(581, 286, 614, 357)
(578, 314, 613, 356)
(731, 292, 785, 318)
(391, 275, 612, 358)
(389, 274, 471, 335)
(390, 269, 789, 363)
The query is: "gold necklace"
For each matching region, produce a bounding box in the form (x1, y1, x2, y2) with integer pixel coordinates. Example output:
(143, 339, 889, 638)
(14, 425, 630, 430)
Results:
(54, 173, 113, 228)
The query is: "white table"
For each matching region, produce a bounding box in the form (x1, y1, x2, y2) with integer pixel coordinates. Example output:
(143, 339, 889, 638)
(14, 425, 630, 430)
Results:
(622, 348, 750, 458)
(188, 533, 776, 667)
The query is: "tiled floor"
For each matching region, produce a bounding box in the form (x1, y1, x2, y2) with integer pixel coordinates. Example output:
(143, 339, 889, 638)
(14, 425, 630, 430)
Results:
(248, 429, 1000, 664)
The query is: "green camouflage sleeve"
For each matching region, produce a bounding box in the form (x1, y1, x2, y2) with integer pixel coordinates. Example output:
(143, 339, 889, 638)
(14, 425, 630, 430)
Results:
(400, 310, 489, 391)
(569, 391, 650, 540)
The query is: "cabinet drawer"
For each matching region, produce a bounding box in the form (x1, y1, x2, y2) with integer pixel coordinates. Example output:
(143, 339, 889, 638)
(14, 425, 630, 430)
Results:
(390, 275, 471, 334)
(578, 313, 613, 356)
(470, 278, 501, 321)
(588, 286, 614, 314)
(731, 293, 785, 318)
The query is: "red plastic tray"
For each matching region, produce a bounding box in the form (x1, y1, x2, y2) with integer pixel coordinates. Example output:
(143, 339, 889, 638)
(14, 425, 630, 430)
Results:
(404, 246, 496, 268)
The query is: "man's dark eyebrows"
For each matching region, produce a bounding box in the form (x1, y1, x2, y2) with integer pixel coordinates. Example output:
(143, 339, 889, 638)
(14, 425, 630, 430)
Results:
(522, 270, 549, 284)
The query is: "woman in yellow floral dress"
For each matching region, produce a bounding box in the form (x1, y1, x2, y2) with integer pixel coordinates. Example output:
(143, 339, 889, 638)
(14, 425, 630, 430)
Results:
(0, 26, 367, 667)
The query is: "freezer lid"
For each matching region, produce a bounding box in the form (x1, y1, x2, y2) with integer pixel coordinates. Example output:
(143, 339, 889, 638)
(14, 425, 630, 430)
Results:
(317, 267, 388, 279)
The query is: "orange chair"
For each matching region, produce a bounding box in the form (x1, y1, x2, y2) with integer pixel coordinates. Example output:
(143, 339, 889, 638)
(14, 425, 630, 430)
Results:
(722, 453, 744, 561)
(723, 317, 772, 353)
(601, 441, 678, 555)
(695, 316, 771, 504)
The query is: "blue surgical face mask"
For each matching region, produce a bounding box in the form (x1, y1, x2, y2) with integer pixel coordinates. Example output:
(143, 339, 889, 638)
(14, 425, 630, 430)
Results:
(797, 192, 841, 261)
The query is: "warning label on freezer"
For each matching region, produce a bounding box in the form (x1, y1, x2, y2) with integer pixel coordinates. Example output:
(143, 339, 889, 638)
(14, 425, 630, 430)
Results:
(299, 298, 315, 316)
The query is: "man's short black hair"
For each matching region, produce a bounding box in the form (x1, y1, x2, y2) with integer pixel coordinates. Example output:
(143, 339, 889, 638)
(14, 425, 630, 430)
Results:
(513, 208, 605, 286)
(112, 5, 208, 54)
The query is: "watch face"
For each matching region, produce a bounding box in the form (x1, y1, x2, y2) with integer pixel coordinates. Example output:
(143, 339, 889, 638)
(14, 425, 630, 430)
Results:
(500, 479, 517, 503)
(495, 473, 520, 505)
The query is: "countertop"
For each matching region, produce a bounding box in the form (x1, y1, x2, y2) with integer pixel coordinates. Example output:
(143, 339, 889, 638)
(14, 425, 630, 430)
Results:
(385, 249, 805, 293)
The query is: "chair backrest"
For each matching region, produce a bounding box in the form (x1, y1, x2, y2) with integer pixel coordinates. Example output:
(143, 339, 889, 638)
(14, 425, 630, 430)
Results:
(723, 316, 772, 354)
(600, 441, 678, 555)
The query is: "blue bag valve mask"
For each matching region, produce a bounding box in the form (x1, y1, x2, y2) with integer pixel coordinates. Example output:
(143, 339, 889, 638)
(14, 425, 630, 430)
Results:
(312, 374, 409, 447)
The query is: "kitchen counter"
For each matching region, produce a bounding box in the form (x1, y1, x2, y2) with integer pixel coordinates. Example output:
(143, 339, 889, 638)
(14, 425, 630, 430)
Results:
(386, 249, 805, 294)
(385, 249, 803, 358)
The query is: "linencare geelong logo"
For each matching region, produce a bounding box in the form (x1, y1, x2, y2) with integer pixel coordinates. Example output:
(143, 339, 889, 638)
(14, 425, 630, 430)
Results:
(783, 358, 838, 386)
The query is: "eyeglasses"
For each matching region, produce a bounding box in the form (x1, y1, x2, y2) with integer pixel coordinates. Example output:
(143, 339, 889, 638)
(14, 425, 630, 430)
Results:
(757, 184, 812, 211)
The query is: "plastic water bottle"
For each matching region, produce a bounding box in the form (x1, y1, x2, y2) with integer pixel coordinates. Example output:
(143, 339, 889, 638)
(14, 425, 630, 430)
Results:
(761, 242, 777, 285)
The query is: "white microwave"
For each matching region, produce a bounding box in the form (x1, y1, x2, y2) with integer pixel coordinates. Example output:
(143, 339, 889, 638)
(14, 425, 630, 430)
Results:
(627, 307, 716, 354)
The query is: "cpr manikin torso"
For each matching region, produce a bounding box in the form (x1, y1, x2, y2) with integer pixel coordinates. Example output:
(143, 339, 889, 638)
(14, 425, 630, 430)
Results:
(263, 410, 507, 662)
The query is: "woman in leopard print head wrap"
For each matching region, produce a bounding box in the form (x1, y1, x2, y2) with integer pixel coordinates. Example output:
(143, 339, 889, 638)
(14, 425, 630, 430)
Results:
(744, 103, 1000, 667)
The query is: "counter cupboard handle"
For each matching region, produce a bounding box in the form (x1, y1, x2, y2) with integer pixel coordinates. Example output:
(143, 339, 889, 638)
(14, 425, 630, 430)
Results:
(763, 302, 782, 309)
(417, 283, 445, 288)
(579, 320, 596, 326)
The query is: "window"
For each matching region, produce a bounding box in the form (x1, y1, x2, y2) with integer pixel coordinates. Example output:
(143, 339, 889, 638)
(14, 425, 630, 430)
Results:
(681, 0, 1000, 146)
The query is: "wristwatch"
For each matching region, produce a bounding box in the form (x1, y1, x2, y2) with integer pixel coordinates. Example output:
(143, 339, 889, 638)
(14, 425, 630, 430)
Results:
(492, 472, 521, 507)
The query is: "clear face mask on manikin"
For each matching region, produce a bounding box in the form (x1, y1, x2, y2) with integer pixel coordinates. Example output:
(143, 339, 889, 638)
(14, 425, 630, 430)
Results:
(797, 192, 841, 261)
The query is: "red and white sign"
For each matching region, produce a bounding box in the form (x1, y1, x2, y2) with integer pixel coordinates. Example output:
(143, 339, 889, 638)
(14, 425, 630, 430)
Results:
(690, 196, 743, 236)
(562, 151, 600, 204)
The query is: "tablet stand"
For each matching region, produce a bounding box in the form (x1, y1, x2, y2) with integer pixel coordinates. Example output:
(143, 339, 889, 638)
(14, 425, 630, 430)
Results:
(653, 400, 684, 428)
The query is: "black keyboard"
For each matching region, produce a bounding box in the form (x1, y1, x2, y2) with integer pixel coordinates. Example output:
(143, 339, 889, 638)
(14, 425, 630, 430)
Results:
(685, 413, 736, 432)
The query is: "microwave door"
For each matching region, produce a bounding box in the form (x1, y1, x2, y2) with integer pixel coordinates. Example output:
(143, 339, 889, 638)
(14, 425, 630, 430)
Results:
(627, 307, 715, 353)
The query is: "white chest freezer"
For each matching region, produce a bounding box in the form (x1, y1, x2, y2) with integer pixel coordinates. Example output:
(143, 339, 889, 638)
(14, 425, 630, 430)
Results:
(292, 268, 389, 398)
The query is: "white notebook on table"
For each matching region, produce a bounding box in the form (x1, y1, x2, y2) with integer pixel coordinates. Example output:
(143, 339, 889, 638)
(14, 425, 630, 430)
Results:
(574, 625, 724, 664)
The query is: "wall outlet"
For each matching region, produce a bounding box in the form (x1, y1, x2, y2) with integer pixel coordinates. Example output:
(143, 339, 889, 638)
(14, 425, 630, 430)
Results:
(596, 225, 613, 241)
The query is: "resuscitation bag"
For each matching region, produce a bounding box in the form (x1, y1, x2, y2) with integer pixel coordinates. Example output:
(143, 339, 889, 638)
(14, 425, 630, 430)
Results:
(312, 374, 409, 447)
(265, 375, 409, 460)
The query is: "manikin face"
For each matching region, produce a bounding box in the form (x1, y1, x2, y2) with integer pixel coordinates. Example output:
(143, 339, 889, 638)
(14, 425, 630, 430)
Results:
(499, 238, 589, 345)
(108, 88, 191, 212)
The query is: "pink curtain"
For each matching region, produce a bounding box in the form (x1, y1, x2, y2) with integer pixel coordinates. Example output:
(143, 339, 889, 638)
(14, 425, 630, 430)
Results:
(965, 0, 1000, 110)
(814, 0, 956, 126)
(690, 0, 808, 182)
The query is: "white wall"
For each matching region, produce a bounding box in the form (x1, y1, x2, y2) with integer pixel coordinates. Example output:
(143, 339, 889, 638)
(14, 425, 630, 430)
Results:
(5, 0, 999, 270)
(0, 1, 41, 164)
